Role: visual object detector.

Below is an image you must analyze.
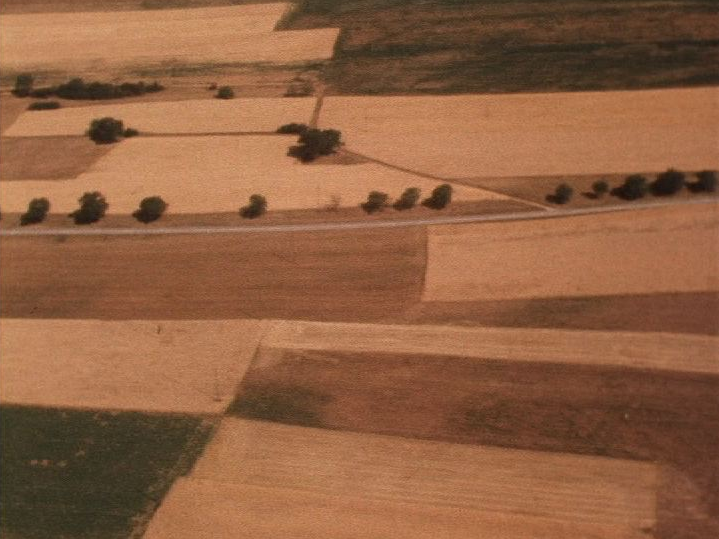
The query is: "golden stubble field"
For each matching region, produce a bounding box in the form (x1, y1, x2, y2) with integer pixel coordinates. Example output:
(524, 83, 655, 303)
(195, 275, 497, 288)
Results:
(424, 203, 719, 301)
(143, 417, 657, 539)
(0, 4, 340, 70)
(0, 135, 501, 213)
(320, 88, 719, 178)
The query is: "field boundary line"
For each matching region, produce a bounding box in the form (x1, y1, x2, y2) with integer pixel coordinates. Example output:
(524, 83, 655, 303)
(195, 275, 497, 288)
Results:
(1, 198, 715, 237)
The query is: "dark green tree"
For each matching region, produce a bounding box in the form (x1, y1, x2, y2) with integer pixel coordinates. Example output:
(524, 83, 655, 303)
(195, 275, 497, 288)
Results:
(362, 191, 389, 213)
(133, 196, 167, 223)
(241, 194, 267, 218)
(20, 198, 50, 226)
(88, 117, 124, 144)
(394, 187, 421, 210)
(70, 191, 108, 224)
(423, 184, 453, 209)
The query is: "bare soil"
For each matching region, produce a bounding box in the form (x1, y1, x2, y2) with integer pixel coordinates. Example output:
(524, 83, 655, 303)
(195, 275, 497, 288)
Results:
(233, 348, 719, 539)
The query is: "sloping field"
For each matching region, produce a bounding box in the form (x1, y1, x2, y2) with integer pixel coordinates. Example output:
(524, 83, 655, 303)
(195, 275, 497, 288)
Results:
(261, 319, 719, 375)
(0, 318, 268, 413)
(4, 97, 316, 137)
(320, 88, 719, 178)
(0, 136, 498, 213)
(424, 203, 719, 301)
(0, 4, 340, 70)
(144, 418, 657, 539)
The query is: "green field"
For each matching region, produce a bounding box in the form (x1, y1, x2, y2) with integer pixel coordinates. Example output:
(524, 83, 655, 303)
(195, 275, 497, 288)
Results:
(0, 406, 214, 539)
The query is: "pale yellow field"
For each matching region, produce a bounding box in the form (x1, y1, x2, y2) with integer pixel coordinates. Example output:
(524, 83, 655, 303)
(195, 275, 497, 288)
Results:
(261, 319, 719, 375)
(424, 203, 719, 301)
(4, 97, 317, 137)
(144, 418, 657, 539)
(0, 4, 340, 70)
(320, 88, 719, 178)
(0, 318, 269, 414)
(0, 136, 500, 213)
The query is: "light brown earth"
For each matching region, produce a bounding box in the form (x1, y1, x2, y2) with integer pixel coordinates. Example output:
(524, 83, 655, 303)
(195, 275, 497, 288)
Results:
(0, 136, 500, 214)
(0, 318, 268, 413)
(0, 136, 112, 181)
(0, 5, 340, 70)
(424, 203, 719, 301)
(4, 97, 317, 136)
(320, 88, 719, 178)
(144, 418, 657, 539)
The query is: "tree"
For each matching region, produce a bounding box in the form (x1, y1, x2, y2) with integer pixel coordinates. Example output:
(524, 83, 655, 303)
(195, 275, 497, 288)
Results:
(613, 174, 648, 200)
(362, 191, 389, 213)
(216, 86, 235, 99)
(240, 194, 267, 218)
(423, 184, 453, 209)
(70, 191, 108, 224)
(693, 170, 717, 193)
(290, 128, 342, 162)
(651, 168, 685, 196)
(277, 123, 309, 135)
(12, 73, 34, 97)
(591, 180, 609, 198)
(133, 196, 167, 223)
(20, 198, 50, 226)
(88, 117, 124, 144)
(394, 187, 421, 210)
(547, 183, 573, 204)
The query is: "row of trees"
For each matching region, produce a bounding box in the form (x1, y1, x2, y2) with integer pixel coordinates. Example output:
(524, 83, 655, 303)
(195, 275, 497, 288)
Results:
(13, 74, 164, 100)
(362, 184, 453, 213)
(548, 169, 717, 204)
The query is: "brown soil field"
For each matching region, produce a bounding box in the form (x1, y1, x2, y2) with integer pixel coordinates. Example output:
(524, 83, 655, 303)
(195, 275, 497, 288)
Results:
(320, 88, 719, 178)
(1, 228, 716, 335)
(233, 348, 719, 538)
(0, 5, 340, 70)
(4, 98, 317, 136)
(424, 203, 719, 301)
(0, 136, 112, 181)
(464, 173, 719, 209)
(0, 0, 270, 15)
(0, 96, 26, 134)
(260, 320, 719, 375)
(0, 135, 499, 214)
(0, 318, 268, 413)
(144, 417, 657, 539)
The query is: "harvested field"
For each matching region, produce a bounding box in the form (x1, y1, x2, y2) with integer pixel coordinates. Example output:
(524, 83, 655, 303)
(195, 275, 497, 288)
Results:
(232, 348, 719, 538)
(0, 227, 426, 321)
(0, 319, 267, 414)
(144, 417, 657, 539)
(320, 88, 719, 178)
(0, 136, 112, 181)
(1, 405, 214, 539)
(0, 5, 339, 71)
(0, 136, 497, 214)
(4, 97, 316, 136)
(424, 203, 719, 301)
(260, 319, 719, 375)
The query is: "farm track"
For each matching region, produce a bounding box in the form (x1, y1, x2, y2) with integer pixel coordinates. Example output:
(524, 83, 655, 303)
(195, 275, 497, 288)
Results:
(1, 197, 714, 237)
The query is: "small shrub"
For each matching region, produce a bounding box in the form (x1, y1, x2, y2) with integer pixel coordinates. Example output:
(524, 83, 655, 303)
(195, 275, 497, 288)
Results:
(20, 198, 50, 226)
(88, 117, 124, 144)
(290, 128, 342, 162)
(394, 187, 421, 210)
(240, 194, 267, 219)
(70, 191, 108, 224)
(12, 73, 34, 97)
(216, 86, 235, 99)
(276, 123, 309, 135)
(361, 191, 389, 213)
(28, 101, 61, 111)
(123, 128, 140, 138)
(423, 184, 453, 209)
(613, 174, 648, 200)
(692, 170, 717, 193)
(591, 180, 609, 198)
(651, 168, 685, 196)
(133, 196, 167, 223)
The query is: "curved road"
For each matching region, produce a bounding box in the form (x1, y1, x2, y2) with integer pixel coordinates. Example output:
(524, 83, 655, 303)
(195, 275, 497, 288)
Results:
(0, 198, 715, 237)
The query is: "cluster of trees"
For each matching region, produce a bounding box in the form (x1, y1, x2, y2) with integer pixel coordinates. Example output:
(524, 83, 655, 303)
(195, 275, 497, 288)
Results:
(288, 128, 342, 162)
(362, 184, 453, 214)
(88, 118, 139, 144)
(12, 74, 164, 100)
(548, 169, 717, 205)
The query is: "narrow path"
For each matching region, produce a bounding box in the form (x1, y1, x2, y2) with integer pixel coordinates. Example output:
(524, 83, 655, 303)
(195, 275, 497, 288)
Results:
(309, 82, 326, 129)
(1, 198, 714, 237)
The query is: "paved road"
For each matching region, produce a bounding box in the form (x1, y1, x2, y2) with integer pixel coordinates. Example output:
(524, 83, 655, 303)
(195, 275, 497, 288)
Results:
(1, 198, 715, 237)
